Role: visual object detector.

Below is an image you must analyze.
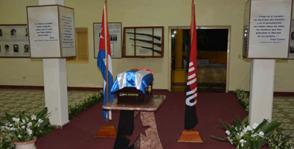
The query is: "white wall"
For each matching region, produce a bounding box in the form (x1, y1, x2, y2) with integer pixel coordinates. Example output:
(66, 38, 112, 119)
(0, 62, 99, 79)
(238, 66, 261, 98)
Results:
(0, 0, 294, 92)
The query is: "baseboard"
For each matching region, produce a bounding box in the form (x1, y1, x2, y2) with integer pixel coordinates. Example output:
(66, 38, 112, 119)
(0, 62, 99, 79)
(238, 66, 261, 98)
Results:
(227, 90, 294, 97)
(153, 89, 170, 93)
(0, 85, 44, 90)
(0, 85, 101, 91)
(274, 92, 294, 97)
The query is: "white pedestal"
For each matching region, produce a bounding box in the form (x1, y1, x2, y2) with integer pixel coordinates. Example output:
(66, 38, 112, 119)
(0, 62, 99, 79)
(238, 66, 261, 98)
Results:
(37, 0, 68, 127)
(43, 59, 69, 126)
(249, 59, 275, 125)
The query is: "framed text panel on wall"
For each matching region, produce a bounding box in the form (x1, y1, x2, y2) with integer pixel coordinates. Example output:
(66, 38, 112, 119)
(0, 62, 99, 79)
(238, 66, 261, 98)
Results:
(246, 0, 292, 58)
(123, 26, 164, 58)
(93, 22, 122, 58)
(0, 24, 30, 58)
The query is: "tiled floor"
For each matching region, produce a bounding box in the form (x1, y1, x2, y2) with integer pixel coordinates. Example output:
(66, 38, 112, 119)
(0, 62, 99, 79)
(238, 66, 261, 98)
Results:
(0, 88, 98, 118)
(272, 96, 294, 143)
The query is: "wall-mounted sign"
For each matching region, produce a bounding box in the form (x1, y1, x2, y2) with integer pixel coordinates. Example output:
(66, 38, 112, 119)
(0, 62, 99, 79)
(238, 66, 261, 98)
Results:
(27, 5, 76, 58)
(246, 0, 292, 58)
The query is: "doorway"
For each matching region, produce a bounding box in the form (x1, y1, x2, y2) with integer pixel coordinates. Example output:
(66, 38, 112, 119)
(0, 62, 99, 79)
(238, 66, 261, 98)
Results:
(171, 26, 230, 92)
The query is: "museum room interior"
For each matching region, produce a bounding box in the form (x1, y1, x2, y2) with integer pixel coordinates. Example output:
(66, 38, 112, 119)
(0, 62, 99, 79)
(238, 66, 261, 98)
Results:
(0, 0, 293, 148)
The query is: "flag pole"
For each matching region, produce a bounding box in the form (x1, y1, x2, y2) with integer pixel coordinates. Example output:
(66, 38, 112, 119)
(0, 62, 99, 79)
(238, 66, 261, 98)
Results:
(96, 0, 116, 138)
(177, 0, 202, 143)
(104, 0, 111, 120)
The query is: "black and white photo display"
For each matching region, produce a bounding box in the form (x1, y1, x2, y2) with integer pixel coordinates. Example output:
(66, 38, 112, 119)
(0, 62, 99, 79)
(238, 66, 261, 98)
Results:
(0, 25, 30, 57)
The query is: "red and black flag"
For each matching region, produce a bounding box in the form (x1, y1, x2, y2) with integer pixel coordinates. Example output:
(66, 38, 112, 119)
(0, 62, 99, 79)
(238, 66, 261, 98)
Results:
(184, 0, 198, 130)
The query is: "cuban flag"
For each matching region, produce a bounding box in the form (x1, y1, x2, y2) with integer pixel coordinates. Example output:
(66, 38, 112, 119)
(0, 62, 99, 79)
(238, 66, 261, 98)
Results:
(184, 0, 198, 130)
(97, 3, 114, 120)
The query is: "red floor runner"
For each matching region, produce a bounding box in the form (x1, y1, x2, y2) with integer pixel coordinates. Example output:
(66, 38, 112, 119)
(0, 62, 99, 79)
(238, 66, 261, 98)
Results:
(36, 91, 246, 149)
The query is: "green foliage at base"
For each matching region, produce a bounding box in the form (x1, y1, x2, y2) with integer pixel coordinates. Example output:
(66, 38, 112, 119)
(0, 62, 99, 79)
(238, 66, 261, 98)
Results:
(0, 108, 51, 148)
(234, 89, 249, 111)
(267, 129, 293, 149)
(0, 92, 102, 148)
(68, 93, 102, 119)
(224, 89, 294, 149)
(223, 119, 280, 149)
(0, 135, 14, 149)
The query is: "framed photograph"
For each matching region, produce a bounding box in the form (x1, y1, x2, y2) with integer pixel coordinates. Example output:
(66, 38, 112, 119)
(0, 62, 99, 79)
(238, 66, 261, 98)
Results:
(123, 26, 164, 58)
(0, 24, 30, 58)
(289, 20, 294, 59)
(93, 22, 122, 58)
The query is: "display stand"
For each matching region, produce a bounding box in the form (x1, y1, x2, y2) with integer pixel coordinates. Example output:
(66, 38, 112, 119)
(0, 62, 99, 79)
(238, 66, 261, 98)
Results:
(27, 0, 76, 126)
(244, 0, 292, 125)
(96, 124, 117, 138)
(103, 95, 166, 149)
(178, 130, 203, 143)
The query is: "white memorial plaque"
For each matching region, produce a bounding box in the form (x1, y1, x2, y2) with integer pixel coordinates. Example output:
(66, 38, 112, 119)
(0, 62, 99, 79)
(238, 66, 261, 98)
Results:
(247, 0, 292, 58)
(59, 6, 75, 57)
(27, 5, 75, 58)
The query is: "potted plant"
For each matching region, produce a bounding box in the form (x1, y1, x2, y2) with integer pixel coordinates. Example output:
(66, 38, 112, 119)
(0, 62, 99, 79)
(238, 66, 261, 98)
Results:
(0, 108, 51, 149)
(223, 119, 280, 149)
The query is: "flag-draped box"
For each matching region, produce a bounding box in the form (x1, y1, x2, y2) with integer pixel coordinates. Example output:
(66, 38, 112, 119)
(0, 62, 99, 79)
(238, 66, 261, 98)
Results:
(111, 69, 154, 104)
(27, 5, 76, 58)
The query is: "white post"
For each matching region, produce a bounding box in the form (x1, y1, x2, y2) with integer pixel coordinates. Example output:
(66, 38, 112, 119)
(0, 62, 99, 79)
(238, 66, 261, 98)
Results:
(249, 59, 275, 125)
(38, 0, 69, 126)
(246, 0, 292, 125)
(43, 59, 69, 126)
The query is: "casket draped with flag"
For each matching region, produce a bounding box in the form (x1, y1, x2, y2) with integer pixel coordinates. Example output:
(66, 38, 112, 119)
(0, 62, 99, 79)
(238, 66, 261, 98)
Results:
(111, 69, 153, 104)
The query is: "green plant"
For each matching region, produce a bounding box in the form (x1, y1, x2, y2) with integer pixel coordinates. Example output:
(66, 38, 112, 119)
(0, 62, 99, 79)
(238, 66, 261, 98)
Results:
(69, 93, 102, 119)
(235, 89, 249, 111)
(267, 129, 293, 149)
(235, 89, 249, 100)
(223, 119, 280, 149)
(0, 108, 51, 142)
(0, 134, 14, 149)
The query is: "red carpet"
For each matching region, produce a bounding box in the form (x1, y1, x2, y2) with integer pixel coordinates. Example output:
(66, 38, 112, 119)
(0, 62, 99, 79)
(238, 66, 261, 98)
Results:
(36, 91, 246, 149)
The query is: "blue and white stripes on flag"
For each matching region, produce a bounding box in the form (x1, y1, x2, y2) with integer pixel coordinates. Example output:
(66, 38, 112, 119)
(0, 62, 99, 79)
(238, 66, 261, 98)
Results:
(111, 69, 153, 94)
(97, 3, 114, 120)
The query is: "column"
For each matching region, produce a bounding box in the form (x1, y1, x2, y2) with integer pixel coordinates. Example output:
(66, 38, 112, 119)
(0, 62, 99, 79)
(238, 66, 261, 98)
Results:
(38, 0, 69, 126)
(43, 59, 69, 126)
(249, 59, 275, 125)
